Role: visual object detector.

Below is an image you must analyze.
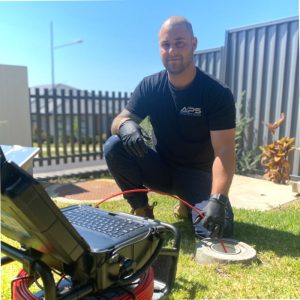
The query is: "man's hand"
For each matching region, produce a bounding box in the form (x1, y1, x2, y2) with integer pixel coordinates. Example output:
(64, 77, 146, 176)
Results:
(195, 194, 228, 238)
(118, 120, 150, 157)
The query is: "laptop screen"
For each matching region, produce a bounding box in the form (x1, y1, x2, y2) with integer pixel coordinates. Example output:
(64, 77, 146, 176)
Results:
(0, 144, 39, 171)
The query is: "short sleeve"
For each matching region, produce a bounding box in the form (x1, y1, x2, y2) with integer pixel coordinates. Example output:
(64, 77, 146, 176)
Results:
(207, 88, 236, 130)
(125, 78, 152, 120)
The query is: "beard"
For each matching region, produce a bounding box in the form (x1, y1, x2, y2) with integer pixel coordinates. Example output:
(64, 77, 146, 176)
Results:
(165, 60, 186, 74)
(164, 52, 194, 75)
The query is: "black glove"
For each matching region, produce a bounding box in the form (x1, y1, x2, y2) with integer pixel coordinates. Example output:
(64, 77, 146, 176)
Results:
(118, 120, 150, 157)
(194, 194, 228, 239)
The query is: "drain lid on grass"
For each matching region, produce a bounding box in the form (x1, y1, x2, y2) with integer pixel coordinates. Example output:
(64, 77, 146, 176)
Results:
(195, 238, 257, 265)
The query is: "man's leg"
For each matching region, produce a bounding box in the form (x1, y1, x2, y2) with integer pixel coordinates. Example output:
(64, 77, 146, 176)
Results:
(171, 167, 234, 238)
(103, 135, 172, 216)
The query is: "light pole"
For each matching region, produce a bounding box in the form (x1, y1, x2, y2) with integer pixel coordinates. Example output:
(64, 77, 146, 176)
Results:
(50, 21, 83, 89)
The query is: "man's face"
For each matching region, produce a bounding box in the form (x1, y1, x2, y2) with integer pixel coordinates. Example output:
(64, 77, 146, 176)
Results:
(159, 23, 197, 75)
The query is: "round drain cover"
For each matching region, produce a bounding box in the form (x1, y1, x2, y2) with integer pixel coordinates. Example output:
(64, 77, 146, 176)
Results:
(195, 238, 257, 264)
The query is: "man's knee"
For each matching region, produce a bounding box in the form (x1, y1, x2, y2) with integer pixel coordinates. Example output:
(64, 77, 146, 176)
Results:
(103, 135, 123, 161)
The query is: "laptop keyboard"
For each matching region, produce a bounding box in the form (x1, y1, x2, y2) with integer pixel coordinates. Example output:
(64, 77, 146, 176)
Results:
(63, 206, 146, 238)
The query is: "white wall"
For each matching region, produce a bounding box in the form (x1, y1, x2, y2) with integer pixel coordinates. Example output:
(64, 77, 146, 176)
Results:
(0, 64, 32, 146)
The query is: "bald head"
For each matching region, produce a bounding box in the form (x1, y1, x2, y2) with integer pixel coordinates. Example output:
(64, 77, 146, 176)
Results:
(159, 16, 194, 38)
(158, 16, 197, 81)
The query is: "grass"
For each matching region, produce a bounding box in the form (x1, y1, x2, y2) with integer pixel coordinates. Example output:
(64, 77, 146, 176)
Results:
(1, 195, 300, 299)
(33, 142, 100, 157)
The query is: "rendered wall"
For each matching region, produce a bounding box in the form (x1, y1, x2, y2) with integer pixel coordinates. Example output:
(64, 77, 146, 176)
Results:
(0, 64, 32, 147)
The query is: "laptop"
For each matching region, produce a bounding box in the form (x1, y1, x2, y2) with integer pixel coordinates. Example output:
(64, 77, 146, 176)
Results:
(0, 144, 40, 172)
(0, 146, 166, 290)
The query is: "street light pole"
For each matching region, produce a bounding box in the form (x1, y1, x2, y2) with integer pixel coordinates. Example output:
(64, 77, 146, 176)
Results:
(50, 21, 55, 89)
(50, 21, 83, 89)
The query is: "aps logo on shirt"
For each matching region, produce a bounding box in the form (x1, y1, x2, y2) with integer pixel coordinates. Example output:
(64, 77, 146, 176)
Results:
(179, 106, 202, 117)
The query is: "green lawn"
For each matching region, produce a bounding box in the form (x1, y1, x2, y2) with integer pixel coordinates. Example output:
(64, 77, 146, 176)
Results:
(1, 196, 300, 299)
(33, 143, 101, 156)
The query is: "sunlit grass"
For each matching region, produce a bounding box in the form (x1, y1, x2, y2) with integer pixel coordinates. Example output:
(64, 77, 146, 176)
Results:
(33, 142, 101, 157)
(1, 196, 299, 299)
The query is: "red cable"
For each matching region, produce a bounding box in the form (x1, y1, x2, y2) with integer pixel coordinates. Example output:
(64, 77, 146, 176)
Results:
(94, 189, 229, 246)
(11, 190, 221, 300)
(12, 269, 38, 300)
(220, 240, 228, 253)
(94, 188, 205, 219)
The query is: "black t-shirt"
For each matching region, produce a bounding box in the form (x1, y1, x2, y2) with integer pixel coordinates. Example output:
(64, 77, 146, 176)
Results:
(126, 68, 236, 171)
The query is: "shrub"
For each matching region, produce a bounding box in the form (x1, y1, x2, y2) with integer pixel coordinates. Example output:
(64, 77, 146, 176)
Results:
(235, 91, 260, 175)
(260, 113, 296, 184)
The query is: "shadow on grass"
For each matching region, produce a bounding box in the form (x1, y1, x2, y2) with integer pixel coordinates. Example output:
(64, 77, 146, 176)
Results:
(233, 221, 300, 258)
(172, 276, 208, 299)
(167, 220, 198, 255)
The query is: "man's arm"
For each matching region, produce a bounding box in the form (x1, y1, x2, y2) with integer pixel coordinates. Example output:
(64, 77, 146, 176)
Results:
(111, 109, 143, 135)
(210, 128, 236, 196)
(111, 109, 149, 157)
(195, 128, 235, 238)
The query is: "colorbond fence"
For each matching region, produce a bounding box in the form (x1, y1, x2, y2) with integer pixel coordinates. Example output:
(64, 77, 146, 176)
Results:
(194, 17, 299, 176)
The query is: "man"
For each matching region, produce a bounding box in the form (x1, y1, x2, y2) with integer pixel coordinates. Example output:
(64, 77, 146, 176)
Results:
(104, 16, 236, 239)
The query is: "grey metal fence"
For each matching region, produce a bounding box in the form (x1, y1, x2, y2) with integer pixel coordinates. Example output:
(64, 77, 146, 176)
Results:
(194, 16, 299, 176)
(194, 47, 223, 80)
(30, 88, 129, 166)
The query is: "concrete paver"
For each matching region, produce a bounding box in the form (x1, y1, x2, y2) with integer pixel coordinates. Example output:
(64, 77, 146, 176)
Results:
(229, 175, 297, 211)
(35, 163, 299, 211)
(45, 179, 122, 204)
(34, 159, 108, 180)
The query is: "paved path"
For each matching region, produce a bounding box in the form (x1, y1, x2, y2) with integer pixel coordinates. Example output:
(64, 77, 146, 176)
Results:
(229, 174, 298, 210)
(33, 159, 108, 179)
(33, 161, 299, 211)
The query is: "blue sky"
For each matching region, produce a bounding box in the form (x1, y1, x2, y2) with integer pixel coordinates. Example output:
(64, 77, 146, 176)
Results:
(0, 0, 298, 93)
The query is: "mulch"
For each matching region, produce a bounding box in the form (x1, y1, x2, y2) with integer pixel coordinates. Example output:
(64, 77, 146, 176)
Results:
(51, 179, 122, 201)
